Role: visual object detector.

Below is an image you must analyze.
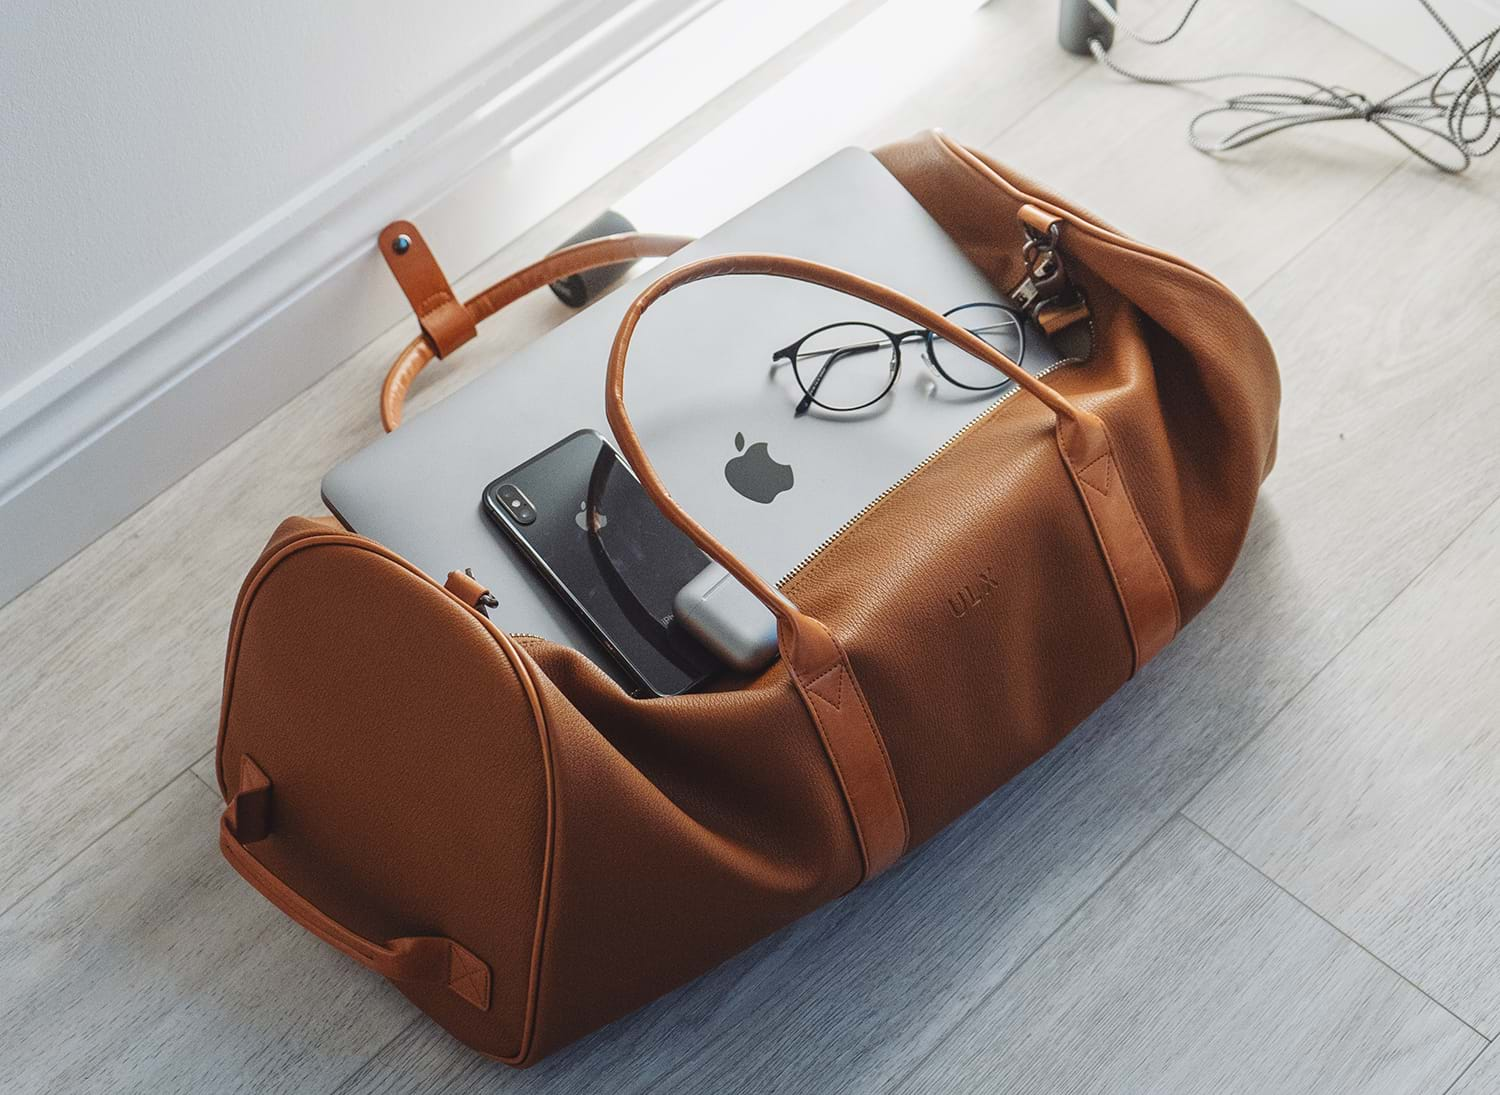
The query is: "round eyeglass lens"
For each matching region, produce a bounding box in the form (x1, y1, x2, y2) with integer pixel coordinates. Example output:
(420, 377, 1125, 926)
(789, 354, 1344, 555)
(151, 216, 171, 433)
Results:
(792, 323, 899, 411)
(927, 303, 1025, 390)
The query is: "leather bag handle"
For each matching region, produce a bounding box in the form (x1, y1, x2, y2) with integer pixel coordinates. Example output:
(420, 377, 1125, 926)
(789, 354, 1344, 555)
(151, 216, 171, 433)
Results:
(379, 230, 694, 430)
(603, 250, 1178, 692)
(371, 220, 1177, 878)
(373, 228, 913, 881)
(606, 252, 1093, 620)
(219, 755, 492, 1010)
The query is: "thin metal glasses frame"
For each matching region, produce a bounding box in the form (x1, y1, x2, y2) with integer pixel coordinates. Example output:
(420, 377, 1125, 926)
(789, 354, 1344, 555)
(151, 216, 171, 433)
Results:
(771, 302, 1027, 416)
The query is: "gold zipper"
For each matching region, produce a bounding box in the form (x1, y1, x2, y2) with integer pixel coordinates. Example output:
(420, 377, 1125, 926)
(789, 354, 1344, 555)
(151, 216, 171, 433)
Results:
(779, 204, 1085, 588)
(777, 349, 1080, 587)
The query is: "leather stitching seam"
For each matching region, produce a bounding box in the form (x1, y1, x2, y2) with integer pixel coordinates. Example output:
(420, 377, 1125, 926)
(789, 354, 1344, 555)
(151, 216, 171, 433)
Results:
(415, 290, 458, 316)
(448, 948, 489, 1007)
(1058, 425, 1138, 663)
(780, 295, 1095, 601)
(794, 667, 872, 871)
(826, 631, 911, 845)
(217, 532, 550, 1061)
(1095, 417, 1181, 630)
(1078, 453, 1113, 495)
(806, 663, 845, 709)
(414, 292, 476, 354)
(1057, 420, 1181, 660)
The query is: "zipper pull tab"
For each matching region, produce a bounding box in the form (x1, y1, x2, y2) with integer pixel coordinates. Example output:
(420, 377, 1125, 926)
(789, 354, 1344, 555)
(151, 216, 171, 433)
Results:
(1009, 205, 1089, 336)
(446, 568, 500, 617)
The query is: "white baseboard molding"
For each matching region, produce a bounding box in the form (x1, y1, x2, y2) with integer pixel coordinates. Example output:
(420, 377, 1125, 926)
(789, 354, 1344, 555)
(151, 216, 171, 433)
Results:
(0, 0, 853, 609)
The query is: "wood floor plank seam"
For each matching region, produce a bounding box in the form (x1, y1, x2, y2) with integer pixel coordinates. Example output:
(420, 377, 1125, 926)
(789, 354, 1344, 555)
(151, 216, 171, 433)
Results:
(0, 761, 213, 923)
(3, 4, 1488, 1088)
(1179, 815, 1492, 1044)
(1441, 1045, 1495, 1095)
(976, 50, 1096, 151)
(1178, 490, 1500, 864)
(1236, 155, 1411, 303)
(871, 809, 1189, 1095)
(974, 0, 1177, 154)
(974, 0, 1191, 151)
(188, 747, 217, 794)
(888, 817, 1487, 1095)
(873, 491, 1500, 1094)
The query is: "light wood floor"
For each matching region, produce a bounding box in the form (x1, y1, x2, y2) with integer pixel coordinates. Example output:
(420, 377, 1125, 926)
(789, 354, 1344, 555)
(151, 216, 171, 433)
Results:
(4, 1, 1499, 1091)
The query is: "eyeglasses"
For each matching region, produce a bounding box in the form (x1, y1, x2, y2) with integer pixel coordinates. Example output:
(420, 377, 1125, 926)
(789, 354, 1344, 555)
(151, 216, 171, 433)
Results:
(771, 302, 1026, 417)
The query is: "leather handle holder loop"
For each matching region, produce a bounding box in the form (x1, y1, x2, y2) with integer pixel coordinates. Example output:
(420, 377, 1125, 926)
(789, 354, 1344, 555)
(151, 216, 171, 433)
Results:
(220, 755, 492, 1010)
(378, 230, 694, 431)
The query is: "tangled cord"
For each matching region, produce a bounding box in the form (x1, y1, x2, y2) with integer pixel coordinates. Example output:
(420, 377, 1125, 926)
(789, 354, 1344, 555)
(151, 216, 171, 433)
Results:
(1085, 0, 1500, 173)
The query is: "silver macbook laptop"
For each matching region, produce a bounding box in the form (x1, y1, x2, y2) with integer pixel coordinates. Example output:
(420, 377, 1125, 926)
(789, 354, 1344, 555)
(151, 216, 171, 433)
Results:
(323, 148, 1061, 675)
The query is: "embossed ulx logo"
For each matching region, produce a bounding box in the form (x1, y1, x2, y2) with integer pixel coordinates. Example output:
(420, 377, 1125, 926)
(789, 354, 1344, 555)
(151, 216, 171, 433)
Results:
(948, 568, 1001, 619)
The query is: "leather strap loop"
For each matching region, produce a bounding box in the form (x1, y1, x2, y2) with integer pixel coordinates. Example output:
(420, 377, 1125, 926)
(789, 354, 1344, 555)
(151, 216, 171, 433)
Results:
(1057, 412, 1180, 671)
(220, 755, 492, 1010)
(378, 221, 478, 358)
(777, 610, 909, 879)
(378, 232, 693, 431)
(444, 568, 497, 614)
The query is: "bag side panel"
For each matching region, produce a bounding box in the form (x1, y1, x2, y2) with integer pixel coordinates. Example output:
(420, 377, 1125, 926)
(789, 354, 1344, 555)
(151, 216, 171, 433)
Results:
(218, 540, 551, 1062)
(512, 641, 863, 1062)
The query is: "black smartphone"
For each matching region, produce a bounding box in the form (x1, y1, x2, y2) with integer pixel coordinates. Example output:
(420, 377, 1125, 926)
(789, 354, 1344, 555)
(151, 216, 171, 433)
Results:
(482, 430, 718, 696)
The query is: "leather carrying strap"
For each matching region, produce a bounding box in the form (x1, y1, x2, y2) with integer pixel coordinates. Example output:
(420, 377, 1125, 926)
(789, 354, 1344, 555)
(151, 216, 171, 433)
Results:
(371, 224, 1178, 878)
(601, 256, 921, 883)
(375, 218, 1176, 673)
(219, 755, 492, 1010)
(379, 231, 693, 430)
(601, 257, 1179, 867)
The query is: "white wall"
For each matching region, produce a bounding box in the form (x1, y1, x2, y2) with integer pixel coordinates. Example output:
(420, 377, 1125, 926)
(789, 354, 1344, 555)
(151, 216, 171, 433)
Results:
(0, 0, 854, 608)
(0, 0, 568, 393)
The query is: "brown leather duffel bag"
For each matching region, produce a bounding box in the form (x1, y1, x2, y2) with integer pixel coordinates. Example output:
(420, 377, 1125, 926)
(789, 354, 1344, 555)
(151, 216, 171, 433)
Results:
(214, 130, 1279, 1066)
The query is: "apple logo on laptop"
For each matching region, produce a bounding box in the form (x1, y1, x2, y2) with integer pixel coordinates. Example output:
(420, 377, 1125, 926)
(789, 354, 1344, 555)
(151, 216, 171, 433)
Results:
(725, 432, 794, 504)
(575, 501, 607, 533)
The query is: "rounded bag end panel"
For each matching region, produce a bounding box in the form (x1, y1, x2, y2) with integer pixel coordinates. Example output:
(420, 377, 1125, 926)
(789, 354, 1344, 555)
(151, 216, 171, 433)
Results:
(216, 536, 553, 1064)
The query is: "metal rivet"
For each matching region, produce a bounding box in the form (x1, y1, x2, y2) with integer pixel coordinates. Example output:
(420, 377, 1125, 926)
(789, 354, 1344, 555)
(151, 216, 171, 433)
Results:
(392, 233, 411, 255)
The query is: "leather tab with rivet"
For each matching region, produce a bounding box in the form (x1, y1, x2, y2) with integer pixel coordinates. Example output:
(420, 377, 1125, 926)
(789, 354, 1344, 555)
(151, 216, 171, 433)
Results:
(379, 221, 478, 358)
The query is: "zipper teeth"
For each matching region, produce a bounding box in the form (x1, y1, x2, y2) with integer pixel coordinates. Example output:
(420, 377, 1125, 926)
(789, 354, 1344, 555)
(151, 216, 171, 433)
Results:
(778, 353, 1077, 587)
